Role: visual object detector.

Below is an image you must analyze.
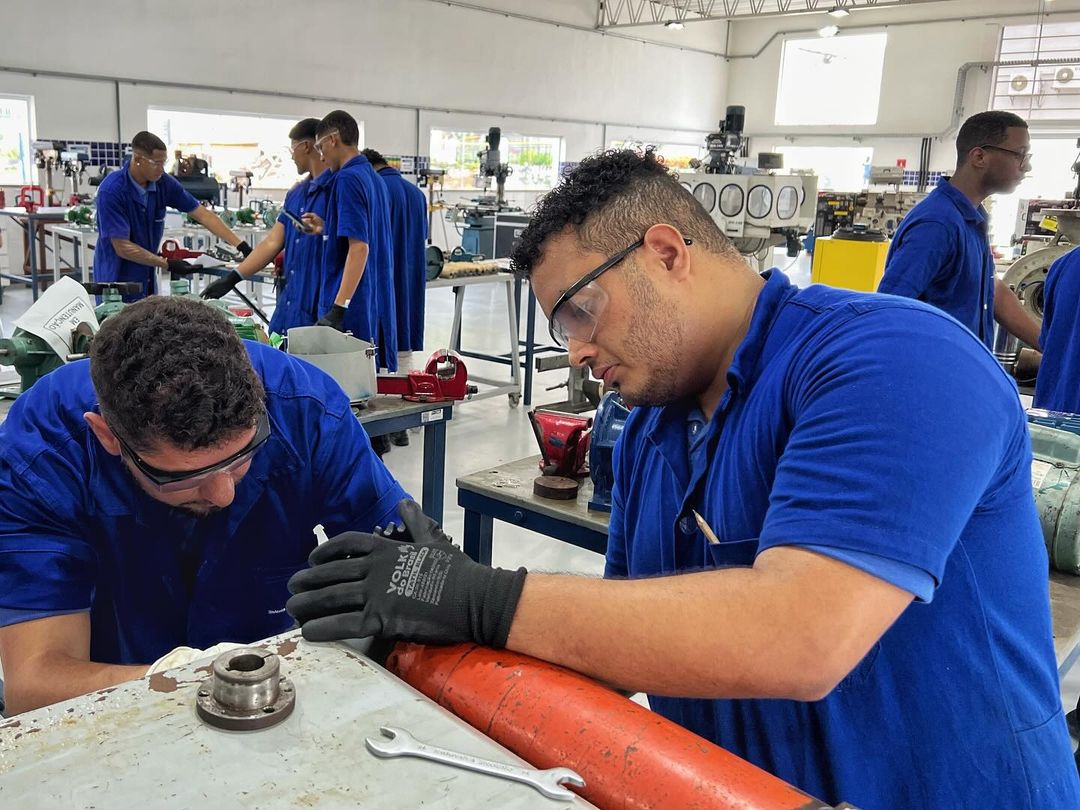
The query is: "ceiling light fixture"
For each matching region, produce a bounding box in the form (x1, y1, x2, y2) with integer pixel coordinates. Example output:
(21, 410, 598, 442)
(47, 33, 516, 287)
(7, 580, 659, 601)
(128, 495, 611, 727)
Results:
(664, 20, 685, 30)
(818, 24, 840, 37)
(827, 6, 851, 18)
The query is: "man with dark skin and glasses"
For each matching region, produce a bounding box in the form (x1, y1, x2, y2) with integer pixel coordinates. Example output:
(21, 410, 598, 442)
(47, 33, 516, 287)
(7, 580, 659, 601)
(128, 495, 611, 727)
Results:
(0, 296, 412, 715)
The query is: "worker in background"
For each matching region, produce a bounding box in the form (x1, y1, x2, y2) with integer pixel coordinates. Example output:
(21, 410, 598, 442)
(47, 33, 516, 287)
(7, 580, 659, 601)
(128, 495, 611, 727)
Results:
(201, 118, 332, 336)
(1034, 247, 1080, 412)
(363, 148, 429, 447)
(300, 111, 397, 374)
(0, 296, 411, 715)
(878, 111, 1041, 349)
(94, 130, 253, 300)
(286, 150, 1080, 809)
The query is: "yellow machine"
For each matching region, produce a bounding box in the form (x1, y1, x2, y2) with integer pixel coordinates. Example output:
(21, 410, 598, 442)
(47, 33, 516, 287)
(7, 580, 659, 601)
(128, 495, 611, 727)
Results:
(811, 229, 890, 292)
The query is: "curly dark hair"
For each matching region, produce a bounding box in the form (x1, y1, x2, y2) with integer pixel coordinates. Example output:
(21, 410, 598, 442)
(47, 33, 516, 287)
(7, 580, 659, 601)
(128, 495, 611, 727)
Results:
(361, 148, 387, 168)
(510, 149, 737, 278)
(89, 296, 265, 452)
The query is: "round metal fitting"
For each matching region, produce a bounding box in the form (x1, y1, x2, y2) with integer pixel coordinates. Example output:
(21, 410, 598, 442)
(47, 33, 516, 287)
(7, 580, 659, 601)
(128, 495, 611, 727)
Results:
(195, 648, 295, 731)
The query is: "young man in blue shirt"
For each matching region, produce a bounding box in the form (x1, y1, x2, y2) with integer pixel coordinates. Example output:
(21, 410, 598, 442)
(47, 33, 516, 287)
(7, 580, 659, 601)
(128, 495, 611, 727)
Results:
(94, 130, 253, 300)
(879, 111, 1041, 350)
(287, 150, 1080, 808)
(300, 111, 398, 373)
(1035, 247, 1080, 412)
(202, 118, 332, 336)
(0, 296, 410, 715)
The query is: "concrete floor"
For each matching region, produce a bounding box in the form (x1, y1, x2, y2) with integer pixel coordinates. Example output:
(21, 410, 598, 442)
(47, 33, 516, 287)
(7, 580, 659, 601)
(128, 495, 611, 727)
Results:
(0, 251, 1077, 748)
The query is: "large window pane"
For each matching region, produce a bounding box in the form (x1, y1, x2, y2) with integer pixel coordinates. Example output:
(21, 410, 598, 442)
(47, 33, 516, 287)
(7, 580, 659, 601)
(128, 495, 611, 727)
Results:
(0, 96, 33, 185)
(608, 140, 704, 171)
(775, 33, 887, 126)
(429, 129, 560, 191)
(775, 146, 874, 191)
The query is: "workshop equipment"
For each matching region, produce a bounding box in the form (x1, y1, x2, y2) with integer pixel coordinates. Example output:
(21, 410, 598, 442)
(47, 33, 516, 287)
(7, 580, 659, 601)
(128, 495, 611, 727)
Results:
(530, 409, 591, 478)
(169, 278, 266, 342)
(425, 244, 445, 280)
(588, 391, 630, 513)
(196, 647, 295, 731)
(535, 353, 601, 414)
(387, 642, 848, 810)
(235, 207, 257, 226)
(366, 726, 585, 802)
(173, 151, 221, 204)
(810, 226, 890, 292)
(377, 349, 477, 402)
(288, 326, 378, 402)
(65, 204, 94, 227)
(160, 238, 204, 264)
(87, 281, 143, 321)
(449, 126, 528, 260)
(15, 185, 44, 214)
(32, 140, 63, 206)
(1031, 422, 1080, 575)
(0, 321, 93, 397)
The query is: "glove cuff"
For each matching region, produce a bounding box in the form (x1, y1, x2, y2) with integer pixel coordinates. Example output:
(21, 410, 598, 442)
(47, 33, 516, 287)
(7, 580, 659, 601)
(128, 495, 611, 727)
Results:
(225, 269, 243, 287)
(475, 566, 527, 649)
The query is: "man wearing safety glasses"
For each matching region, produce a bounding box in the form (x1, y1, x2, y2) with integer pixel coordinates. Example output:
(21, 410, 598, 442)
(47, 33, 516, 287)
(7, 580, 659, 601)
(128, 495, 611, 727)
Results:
(0, 296, 411, 714)
(285, 150, 1079, 808)
(879, 111, 1041, 351)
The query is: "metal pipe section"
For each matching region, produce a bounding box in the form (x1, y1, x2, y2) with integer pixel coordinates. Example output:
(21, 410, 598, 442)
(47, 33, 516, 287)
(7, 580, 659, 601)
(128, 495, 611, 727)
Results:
(387, 642, 839, 810)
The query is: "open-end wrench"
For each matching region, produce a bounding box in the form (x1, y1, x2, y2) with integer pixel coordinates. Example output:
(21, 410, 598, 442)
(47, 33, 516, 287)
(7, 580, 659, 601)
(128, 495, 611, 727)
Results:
(365, 725, 585, 802)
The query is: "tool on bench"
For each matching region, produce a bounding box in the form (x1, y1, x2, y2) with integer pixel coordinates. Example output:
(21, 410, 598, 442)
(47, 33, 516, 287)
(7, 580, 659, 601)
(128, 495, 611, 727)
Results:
(376, 349, 477, 402)
(528, 410, 592, 500)
(365, 725, 585, 802)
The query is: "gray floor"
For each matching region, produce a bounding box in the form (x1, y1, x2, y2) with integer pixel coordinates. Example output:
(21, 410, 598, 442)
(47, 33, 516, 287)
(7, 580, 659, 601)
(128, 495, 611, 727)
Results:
(1, 252, 1077, 744)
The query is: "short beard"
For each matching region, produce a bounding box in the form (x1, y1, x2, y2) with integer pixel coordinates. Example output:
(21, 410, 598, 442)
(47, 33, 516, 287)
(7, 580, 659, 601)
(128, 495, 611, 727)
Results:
(618, 261, 685, 407)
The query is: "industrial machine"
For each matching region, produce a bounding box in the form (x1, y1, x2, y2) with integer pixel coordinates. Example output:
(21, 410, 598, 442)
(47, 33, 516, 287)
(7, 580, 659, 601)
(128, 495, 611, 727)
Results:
(1031, 421, 1080, 575)
(680, 106, 817, 261)
(451, 127, 527, 260)
(810, 225, 890, 292)
(31, 140, 63, 206)
(376, 349, 477, 403)
(173, 151, 221, 204)
(587, 391, 630, 513)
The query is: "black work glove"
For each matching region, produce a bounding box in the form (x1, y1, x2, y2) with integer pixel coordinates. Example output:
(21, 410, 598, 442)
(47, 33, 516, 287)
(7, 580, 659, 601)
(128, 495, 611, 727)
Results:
(286, 499, 526, 647)
(316, 304, 347, 331)
(236, 240, 253, 258)
(166, 258, 195, 275)
(201, 270, 243, 299)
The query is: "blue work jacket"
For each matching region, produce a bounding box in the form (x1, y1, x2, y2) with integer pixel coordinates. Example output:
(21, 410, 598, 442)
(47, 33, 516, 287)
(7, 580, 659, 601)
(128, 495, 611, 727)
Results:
(94, 163, 200, 300)
(377, 166, 429, 353)
(320, 155, 398, 370)
(606, 270, 1079, 808)
(1035, 247, 1080, 413)
(878, 180, 996, 348)
(269, 169, 333, 336)
(0, 342, 409, 665)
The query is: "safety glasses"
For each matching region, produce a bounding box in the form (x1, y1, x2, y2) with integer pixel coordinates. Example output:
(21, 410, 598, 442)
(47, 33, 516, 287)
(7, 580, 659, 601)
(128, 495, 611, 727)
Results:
(547, 235, 692, 349)
(979, 144, 1032, 167)
(313, 130, 339, 157)
(114, 410, 271, 493)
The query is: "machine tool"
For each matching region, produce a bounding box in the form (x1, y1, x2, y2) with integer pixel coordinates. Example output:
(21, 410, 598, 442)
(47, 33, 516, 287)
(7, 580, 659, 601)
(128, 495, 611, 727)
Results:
(32, 140, 63, 206)
(0, 321, 93, 397)
(451, 127, 527, 260)
(229, 169, 254, 208)
(376, 349, 477, 402)
(1031, 421, 1080, 574)
(65, 205, 94, 227)
(61, 147, 90, 202)
(173, 151, 222, 204)
(587, 391, 630, 513)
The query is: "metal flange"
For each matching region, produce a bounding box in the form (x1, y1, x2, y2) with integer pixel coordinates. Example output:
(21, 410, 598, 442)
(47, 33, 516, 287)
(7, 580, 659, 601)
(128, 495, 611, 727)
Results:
(196, 647, 295, 731)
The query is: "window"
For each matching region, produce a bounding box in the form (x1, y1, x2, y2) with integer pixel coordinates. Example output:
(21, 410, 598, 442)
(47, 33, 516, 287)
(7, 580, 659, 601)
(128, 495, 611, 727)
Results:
(775, 32, 887, 126)
(147, 108, 344, 189)
(0, 96, 33, 185)
(774, 146, 873, 191)
(992, 22, 1080, 123)
(429, 129, 561, 191)
(608, 140, 704, 171)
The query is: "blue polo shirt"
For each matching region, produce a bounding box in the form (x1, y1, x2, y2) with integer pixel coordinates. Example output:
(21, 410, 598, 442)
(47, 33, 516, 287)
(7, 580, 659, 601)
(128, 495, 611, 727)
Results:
(320, 154, 398, 370)
(606, 270, 1078, 808)
(270, 169, 333, 335)
(376, 166, 429, 352)
(878, 180, 996, 348)
(1035, 248, 1080, 413)
(0, 342, 409, 665)
(94, 163, 200, 300)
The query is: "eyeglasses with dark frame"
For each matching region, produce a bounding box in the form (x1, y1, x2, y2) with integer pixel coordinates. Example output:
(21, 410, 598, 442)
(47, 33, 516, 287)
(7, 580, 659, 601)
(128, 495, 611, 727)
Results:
(113, 410, 271, 493)
(978, 144, 1032, 165)
(547, 235, 693, 349)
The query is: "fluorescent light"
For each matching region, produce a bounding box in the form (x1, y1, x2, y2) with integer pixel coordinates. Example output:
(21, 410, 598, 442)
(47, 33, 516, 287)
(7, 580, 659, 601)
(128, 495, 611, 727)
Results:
(664, 20, 685, 30)
(827, 6, 851, 17)
(818, 24, 840, 37)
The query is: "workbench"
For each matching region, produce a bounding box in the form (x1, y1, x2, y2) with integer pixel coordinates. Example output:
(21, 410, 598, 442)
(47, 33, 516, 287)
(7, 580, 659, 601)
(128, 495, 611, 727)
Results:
(459, 455, 1080, 679)
(0, 206, 70, 302)
(0, 631, 595, 808)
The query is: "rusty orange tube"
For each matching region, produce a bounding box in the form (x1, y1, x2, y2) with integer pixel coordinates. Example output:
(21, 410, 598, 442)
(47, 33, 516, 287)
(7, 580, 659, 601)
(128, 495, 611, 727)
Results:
(387, 643, 831, 810)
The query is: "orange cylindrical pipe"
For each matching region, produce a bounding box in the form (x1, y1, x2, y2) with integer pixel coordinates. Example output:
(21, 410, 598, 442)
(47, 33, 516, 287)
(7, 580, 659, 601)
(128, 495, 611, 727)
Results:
(387, 643, 829, 810)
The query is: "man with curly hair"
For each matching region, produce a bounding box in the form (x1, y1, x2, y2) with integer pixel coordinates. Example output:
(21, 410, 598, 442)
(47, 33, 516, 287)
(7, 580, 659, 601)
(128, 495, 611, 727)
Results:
(0, 296, 411, 714)
(286, 149, 1079, 808)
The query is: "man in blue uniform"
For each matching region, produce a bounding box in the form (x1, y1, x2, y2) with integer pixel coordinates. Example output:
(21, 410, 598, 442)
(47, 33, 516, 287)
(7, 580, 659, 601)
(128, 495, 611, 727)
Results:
(1035, 247, 1080, 412)
(0, 296, 410, 715)
(94, 131, 253, 300)
(202, 118, 332, 336)
(286, 150, 1080, 808)
(300, 111, 397, 372)
(879, 111, 1041, 349)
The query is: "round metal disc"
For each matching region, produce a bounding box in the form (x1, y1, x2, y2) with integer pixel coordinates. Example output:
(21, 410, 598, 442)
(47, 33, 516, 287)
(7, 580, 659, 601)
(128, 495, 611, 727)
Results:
(534, 475, 580, 500)
(196, 675, 296, 731)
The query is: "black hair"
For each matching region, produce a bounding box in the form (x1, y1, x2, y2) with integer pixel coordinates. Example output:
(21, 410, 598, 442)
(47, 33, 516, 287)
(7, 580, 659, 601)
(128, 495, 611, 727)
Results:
(956, 111, 1028, 165)
(316, 110, 359, 147)
(510, 148, 737, 278)
(89, 296, 265, 452)
(288, 117, 320, 142)
(361, 148, 387, 167)
(131, 131, 167, 155)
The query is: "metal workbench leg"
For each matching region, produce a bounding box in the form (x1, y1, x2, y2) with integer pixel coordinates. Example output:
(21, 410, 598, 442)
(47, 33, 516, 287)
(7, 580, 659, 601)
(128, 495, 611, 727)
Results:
(504, 280, 521, 395)
(421, 419, 446, 523)
(449, 286, 464, 352)
(51, 229, 61, 285)
(28, 218, 40, 301)
(524, 284, 537, 406)
(463, 508, 494, 565)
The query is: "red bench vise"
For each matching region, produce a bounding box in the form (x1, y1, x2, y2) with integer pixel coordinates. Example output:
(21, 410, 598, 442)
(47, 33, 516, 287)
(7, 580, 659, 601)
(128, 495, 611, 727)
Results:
(160, 239, 204, 262)
(377, 349, 477, 402)
(529, 409, 592, 478)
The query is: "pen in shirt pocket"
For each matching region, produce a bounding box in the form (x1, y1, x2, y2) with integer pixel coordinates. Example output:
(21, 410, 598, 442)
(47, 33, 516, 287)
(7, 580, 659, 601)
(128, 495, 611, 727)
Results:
(692, 510, 720, 545)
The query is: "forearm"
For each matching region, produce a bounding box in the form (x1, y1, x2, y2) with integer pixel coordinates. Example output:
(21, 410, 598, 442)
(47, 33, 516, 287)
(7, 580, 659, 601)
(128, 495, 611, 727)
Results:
(335, 241, 369, 306)
(994, 279, 1041, 347)
(111, 238, 167, 269)
(235, 233, 282, 278)
(4, 651, 147, 715)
